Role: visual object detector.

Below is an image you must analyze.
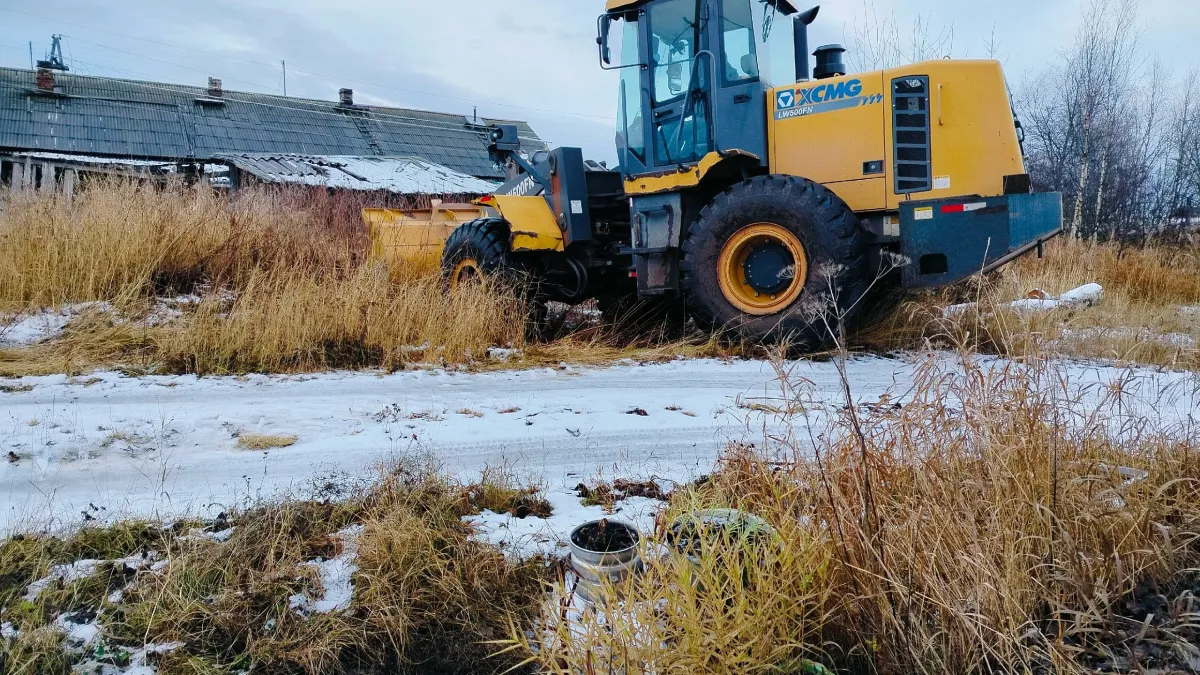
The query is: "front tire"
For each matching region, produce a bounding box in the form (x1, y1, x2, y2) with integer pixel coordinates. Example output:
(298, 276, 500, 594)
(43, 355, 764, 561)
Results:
(441, 217, 549, 339)
(680, 175, 870, 347)
(441, 217, 513, 290)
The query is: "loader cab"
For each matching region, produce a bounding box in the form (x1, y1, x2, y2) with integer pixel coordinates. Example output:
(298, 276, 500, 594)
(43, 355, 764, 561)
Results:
(599, 0, 796, 177)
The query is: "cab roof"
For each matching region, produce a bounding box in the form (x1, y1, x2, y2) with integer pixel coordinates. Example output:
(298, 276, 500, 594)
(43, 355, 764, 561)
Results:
(605, 0, 799, 13)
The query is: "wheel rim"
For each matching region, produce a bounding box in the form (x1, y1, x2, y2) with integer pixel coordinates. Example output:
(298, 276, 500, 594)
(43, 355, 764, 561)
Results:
(716, 223, 808, 316)
(449, 258, 482, 290)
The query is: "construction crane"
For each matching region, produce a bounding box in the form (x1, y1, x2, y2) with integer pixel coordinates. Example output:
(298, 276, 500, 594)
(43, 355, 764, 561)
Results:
(366, 0, 1061, 346)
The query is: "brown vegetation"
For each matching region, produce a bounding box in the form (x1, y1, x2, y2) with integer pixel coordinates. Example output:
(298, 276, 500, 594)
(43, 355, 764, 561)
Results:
(517, 353, 1200, 674)
(861, 236, 1200, 370)
(1, 184, 1197, 376)
(235, 433, 299, 450)
(0, 461, 548, 675)
(0, 182, 526, 375)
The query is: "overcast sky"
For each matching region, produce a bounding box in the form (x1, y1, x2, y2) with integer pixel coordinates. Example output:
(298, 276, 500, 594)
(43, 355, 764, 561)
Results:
(1, 0, 1197, 165)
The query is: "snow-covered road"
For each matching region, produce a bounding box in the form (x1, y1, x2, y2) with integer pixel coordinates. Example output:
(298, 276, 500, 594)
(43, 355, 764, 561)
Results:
(1, 355, 1195, 532)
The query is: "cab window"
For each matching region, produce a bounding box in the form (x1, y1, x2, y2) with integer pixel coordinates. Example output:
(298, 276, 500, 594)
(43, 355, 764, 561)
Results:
(720, 0, 759, 85)
(611, 13, 646, 164)
(649, 0, 699, 104)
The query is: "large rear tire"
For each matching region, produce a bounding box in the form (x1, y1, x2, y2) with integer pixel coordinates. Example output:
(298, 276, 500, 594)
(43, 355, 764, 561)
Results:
(680, 175, 870, 347)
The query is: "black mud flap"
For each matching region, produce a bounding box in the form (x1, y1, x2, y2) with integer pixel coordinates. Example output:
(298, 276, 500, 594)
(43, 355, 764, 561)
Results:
(898, 192, 1062, 288)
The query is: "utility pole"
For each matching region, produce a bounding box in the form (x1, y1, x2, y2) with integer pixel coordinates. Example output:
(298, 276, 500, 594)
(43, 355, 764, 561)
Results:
(29, 41, 33, 69)
(281, 60, 287, 97)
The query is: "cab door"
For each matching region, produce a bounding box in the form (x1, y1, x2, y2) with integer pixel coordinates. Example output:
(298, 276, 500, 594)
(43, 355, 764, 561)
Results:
(709, 0, 767, 160)
(646, 0, 712, 167)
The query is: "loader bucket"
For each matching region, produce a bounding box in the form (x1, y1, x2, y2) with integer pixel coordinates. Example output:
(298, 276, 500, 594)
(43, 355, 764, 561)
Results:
(364, 203, 488, 274)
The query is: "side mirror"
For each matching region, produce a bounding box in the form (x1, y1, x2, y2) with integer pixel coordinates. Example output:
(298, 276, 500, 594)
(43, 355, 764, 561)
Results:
(766, 0, 803, 14)
(597, 15, 613, 65)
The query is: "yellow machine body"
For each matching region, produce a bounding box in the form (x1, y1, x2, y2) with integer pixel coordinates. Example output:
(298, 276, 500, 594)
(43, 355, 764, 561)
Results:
(622, 150, 759, 196)
(374, 1, 1063, 345)
(767, 59, 1025, 213)
(481, 195, 565, 252)
(364, 203, 487, 270)
(365, 195, 563, 270)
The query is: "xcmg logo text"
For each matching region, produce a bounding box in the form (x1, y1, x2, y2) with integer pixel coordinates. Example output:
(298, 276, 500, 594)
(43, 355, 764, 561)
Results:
(777, 78, 864, 109)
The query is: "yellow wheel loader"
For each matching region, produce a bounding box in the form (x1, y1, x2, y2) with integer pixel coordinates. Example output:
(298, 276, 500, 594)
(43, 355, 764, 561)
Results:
(369, 0, 1062, 346)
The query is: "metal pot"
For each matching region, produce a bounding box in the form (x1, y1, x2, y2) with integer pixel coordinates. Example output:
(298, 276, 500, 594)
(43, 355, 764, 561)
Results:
(567, 519, 642, 604)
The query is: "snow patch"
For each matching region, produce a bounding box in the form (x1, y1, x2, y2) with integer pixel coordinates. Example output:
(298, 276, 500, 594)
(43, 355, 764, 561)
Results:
(487, 347, 522, 362)
(465, 489, 665, 559)
(0, 302, 112, 347)
(289, 525, 363, 614)
(1057, 326, 1197, 350)
(1, 355, 1194, 533)
(944, 283, 1104, 316)
(55, 612, 100, 648)
(178, 525, 236, 543)
(26, 552, 161, 601)
(25, 559, 102, 600)
(72, 641, 183, 675)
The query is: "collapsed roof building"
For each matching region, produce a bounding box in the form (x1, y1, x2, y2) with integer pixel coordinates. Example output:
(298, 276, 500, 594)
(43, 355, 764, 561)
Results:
(0, 66, 544, 198)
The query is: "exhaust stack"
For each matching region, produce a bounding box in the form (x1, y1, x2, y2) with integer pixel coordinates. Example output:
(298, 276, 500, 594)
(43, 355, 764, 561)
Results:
(792, 6, 820, 82)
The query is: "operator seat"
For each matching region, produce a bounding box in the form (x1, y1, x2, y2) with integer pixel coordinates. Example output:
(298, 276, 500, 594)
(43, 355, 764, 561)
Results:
(740, 54, 759, 79)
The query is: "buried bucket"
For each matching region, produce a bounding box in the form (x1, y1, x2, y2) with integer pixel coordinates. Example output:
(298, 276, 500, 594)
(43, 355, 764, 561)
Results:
(667, 508, 778, 564)
(568, 519, 642, 603)
(666, 508, 782, 589)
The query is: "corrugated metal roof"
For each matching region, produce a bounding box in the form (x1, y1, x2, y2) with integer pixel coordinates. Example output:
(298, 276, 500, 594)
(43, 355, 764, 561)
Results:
(3, 150, 175, 168)
(0, 67, 546, 179)
(218, 153, 499, 195)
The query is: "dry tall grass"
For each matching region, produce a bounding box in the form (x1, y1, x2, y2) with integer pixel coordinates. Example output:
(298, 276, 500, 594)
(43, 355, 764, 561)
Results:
(0, 182, 526, 374)
(863, 237, 1200, 369)
(517, 353, 1200, 673)
(0, 461, 548, 675)
(3, 183, 1198, 374)
(0, 182, 362, 307)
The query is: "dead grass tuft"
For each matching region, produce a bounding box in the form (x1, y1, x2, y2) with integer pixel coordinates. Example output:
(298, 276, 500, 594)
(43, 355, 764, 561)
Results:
(235, 433, 298, 450)
(575, 479, 668, 509)
(465, 466, 553, 519)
